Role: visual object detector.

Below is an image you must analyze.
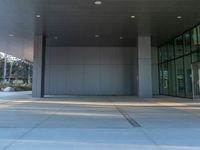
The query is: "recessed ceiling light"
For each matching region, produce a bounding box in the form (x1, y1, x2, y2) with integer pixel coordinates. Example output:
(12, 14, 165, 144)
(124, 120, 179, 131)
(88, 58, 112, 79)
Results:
(120, 36, 124, 40)
(36, 15, 41, 18)
(177, 16, 182, 19)
(54, 36, 58, 40)
(94, 1, 102, 5)
(94, 34, 100, 38)
(8, 34, 14, 37)
(131, 15, 136, 19)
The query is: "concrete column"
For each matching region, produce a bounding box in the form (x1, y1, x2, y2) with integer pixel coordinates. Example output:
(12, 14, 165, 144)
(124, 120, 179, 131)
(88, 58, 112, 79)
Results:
(137, 35, 152, 98)
(32, 35, 45, 98)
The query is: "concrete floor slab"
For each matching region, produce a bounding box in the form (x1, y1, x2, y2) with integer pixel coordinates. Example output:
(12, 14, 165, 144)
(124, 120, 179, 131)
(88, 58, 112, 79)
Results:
(0, 128, 30, 149)
(0, 92, 200, 149)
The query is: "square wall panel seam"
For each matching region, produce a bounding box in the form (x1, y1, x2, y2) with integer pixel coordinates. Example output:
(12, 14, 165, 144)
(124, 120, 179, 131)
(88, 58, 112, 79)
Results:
(44, 47, 137, 96)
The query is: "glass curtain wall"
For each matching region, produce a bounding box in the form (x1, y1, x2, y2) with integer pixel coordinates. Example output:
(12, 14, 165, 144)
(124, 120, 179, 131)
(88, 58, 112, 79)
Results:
(176, 58, 185, 97)
(159, 25, 200, 98)
(168, 61, 176, 96)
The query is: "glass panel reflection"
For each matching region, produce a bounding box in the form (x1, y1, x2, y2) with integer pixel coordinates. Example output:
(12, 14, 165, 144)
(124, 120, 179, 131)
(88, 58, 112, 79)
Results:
(183, 31, 191, 54)
(159, 23, 200, 98)
(197, 25, 200, 47)
(168, 61, 176, 96)
(176, 58, 185, 97)
(168, 41, 174, 59)
(192, 51, 200, 63)
(184, 56, 192, 98)
(161, 46, 168, 62)
(192, 63, 200, 98)
(163, 63, 168, 95)
(159, 64, 163, 95)
(191, 28, 198, 51)
(175, 35, 184, 58)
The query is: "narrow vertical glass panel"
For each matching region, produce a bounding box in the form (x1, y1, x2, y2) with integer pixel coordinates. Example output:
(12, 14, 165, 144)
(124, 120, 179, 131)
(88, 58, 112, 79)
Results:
(161, 46, 168, 62)
(192, 63, 200, 98)
(192, 51, 200, 63)
(163, 63, 168, 95)
(168, 41, 174, 59)
(159, 48, 162, 63)
(184, 56, 192, 98)
(175, 35, 184, 58)
(183, 31, 191, 54)
(159, 64, 163, 95)
(168, 61, 176, 96)
(191, 27, 198, 51)
(176, 58, 185, 97)
(197, 25, 200, 47)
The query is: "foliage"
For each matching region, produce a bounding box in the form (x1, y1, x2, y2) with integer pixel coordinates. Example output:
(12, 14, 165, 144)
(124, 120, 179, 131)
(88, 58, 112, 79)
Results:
(0, 52, 33, 89)
(0, 81, 12, 88)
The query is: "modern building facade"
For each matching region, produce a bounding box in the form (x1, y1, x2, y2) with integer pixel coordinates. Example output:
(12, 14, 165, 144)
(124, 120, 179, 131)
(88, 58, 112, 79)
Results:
(159, 24, 200, 99)
(33, 35, 156, 98)
(1, 0, 200, 99)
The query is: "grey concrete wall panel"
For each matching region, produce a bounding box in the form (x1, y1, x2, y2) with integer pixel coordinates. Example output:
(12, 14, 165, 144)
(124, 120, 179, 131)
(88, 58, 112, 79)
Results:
(84, 48, 100, 64)
(45, 47, 51, 65)
(50, 65, 67, 95)
(66, 65, 84, 95)
(50, 48, 67, 65)
(84, 65, 100, 95)
(66, 48, 84, 65)
(100, 48, 116, 65)
(132, 64, 138, 95)
(44, 65, 50, 95)
(44, 47, 137, 96)
(100, 65, 117, 95)
(138, 59, 152, 97)
(33, 35, 45, 98)
(138, 36, 153, 98)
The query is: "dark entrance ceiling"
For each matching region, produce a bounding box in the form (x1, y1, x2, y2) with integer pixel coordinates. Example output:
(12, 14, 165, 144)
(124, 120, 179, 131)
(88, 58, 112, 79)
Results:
(0, 0, 200, 60)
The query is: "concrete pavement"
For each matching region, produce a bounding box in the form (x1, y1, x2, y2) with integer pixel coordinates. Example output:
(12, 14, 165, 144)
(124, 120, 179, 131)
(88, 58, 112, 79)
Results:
(0, 92, 200, 150)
